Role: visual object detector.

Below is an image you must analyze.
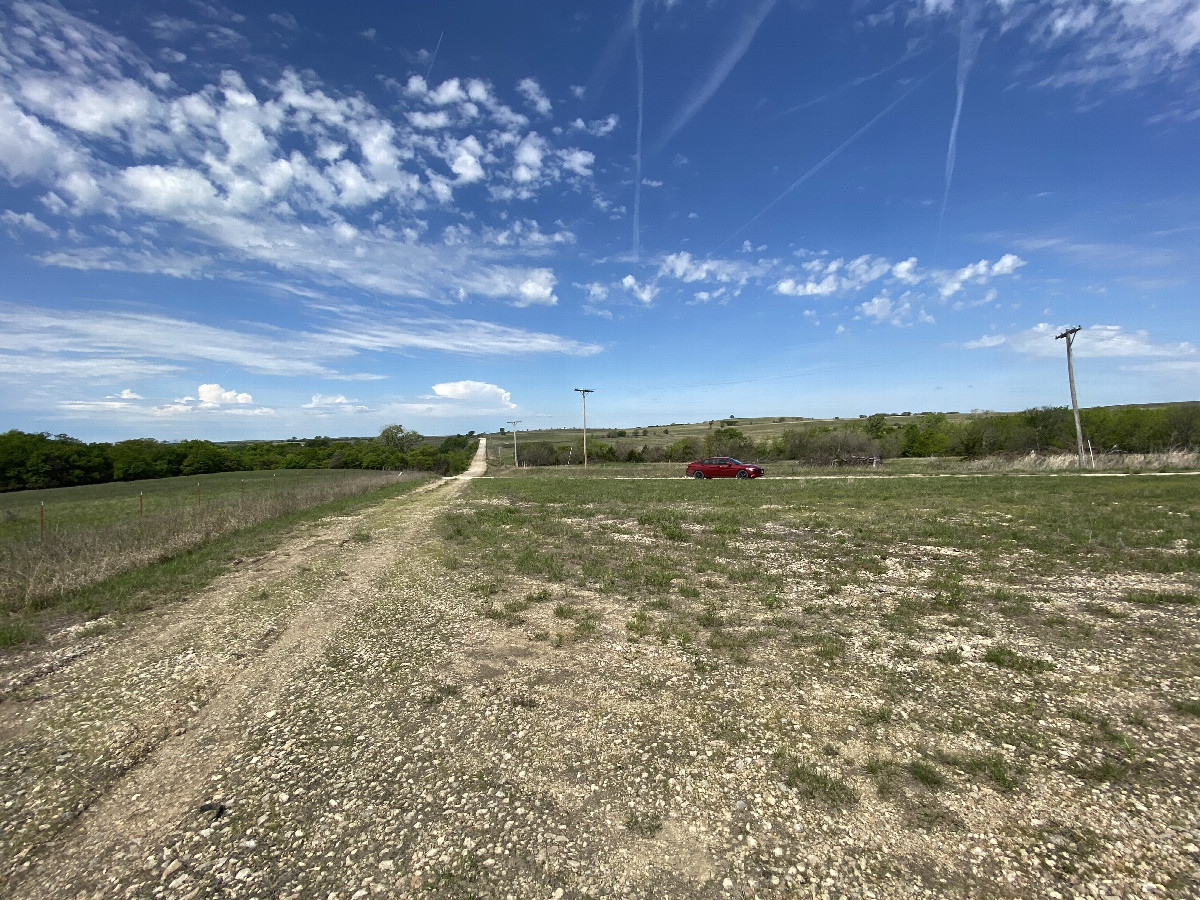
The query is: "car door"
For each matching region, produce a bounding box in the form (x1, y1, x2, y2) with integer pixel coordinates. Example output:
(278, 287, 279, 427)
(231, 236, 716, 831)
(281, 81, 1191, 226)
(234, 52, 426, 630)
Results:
(715, 457, 734, 477)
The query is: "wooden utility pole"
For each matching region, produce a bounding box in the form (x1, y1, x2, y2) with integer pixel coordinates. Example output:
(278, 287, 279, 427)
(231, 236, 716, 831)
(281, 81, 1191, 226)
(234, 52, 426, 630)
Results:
(1055, 326, 1085, 467)
(506, 420, 522, 467)
(574, 388, 594, 467)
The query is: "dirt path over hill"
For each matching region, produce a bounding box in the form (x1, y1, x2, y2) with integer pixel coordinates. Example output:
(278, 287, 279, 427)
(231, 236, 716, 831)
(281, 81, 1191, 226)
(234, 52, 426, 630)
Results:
(1, 442, 487, 898)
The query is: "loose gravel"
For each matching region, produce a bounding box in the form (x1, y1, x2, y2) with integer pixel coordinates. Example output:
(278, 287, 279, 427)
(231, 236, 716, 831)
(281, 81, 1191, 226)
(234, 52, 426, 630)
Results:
(1, 443, 1197, 899)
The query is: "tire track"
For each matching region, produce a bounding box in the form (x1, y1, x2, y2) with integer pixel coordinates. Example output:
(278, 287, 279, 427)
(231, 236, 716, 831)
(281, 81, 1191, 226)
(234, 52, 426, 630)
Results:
(5, 441, 486, 898)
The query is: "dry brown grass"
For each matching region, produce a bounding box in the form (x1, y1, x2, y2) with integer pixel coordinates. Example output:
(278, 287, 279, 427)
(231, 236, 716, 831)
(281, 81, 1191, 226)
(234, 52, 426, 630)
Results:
(0, 473, 408, 613)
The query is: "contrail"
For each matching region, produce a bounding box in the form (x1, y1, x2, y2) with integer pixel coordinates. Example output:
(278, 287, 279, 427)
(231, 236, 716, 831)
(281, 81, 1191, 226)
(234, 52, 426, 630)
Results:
(712, 56, 952, 254)
(426, 31, 444, 81)
(650, 0, 778, 156)
(772, 44, 926, 118)
(631, 0, 645, 261)
(935, 2, 985, 262)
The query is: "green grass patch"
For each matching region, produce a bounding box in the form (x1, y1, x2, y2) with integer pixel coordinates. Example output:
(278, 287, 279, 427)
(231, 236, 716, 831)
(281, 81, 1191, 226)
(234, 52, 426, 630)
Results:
(778, 756, 857, 805)
(908, 759, 947, 789)
(1171, 698, 1200, 717)
(1123, 590, 1198, 606)
(1, 477, 431, 649)
(984, 644, 1056, 674)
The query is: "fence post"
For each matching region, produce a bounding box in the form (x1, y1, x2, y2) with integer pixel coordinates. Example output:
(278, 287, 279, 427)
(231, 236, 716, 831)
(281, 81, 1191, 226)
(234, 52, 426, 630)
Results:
(139, 492, 143, 517)
(40, 501, 44, 539)
(196, 481, 201, 509)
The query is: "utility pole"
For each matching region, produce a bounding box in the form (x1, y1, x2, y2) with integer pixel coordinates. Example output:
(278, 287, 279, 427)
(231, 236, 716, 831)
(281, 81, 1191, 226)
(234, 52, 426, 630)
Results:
(574, 388, 594, 467)
(1055, 326, 1086, 467)
(506, 420, 522, 467)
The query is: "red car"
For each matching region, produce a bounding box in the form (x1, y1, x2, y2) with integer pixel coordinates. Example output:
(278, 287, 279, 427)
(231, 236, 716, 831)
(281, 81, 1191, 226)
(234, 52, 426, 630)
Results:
(686, 457, 765, 479)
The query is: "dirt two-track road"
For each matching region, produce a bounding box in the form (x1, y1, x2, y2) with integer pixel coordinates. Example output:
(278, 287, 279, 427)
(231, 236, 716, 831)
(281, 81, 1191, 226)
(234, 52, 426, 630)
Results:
(2, 442, 527, 898)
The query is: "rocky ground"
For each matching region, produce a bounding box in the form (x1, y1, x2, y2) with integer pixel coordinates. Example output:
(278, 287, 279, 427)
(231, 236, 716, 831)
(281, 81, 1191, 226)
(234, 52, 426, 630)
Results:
(1, 444, 1197, 899)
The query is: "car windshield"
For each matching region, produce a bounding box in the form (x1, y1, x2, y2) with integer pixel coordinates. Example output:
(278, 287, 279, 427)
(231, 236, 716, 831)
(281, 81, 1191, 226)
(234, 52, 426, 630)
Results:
(727, 459, 743, 465)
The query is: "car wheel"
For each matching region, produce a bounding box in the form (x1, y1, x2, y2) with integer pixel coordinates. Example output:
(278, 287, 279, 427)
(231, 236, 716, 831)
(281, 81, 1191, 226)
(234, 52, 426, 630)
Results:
(736, 469, 750, 478)
(693, 470, 706, 479)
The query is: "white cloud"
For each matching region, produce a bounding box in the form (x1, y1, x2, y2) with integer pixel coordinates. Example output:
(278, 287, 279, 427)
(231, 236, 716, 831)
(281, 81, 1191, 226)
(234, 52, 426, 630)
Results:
(776, 254, 894, 296)
(857, 291, 920, 326)
(858, 293, 894, 321)
(302, 393, 368, 413)
(429, 78, 468, 106)
(892, 257, 922, 284)
(197, 383, 253, 406)
(382, 380, 517, 418)
(937, 254, 1026, 298)
(909, 0, 1200, 91)
(449, 136, 486, 183)
(570, 114, 619, 137)
(0, 95, 73, 181)
(582, 282, 609, 301)
(621, 274, 660, 305)
(559, 148, 595, 177)
(516, 78, 552, 116)
(512, 133, 546, 183)
(120, 166, 219, 216)
(960, 323, 1198, 360)
(962, 334, 1007, 349)
(659, 251, 768, 286)
(61, 400, 135, 413)
(0, 7, 600, 312)
(1, 210, 57, 238)
(470, 268, 564, 307)
(431, 380, 516, 409)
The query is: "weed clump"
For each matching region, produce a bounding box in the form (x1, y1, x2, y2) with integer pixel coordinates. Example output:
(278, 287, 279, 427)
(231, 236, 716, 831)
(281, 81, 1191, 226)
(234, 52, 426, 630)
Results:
(984, 644, 1055, 674)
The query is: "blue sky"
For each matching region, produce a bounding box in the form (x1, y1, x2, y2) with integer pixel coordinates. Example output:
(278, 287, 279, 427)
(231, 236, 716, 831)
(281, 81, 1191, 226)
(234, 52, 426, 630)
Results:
(1, 0, 1198, 441)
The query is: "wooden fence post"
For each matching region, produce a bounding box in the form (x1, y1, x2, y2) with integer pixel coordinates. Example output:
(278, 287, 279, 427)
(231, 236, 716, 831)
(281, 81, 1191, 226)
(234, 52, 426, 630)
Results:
(40, 501, 44, 539)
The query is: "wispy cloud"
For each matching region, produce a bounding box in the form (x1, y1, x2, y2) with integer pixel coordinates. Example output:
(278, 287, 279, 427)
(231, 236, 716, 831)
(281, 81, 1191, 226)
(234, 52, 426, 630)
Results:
(910, 0, 1200, 93)
(650, 0, 778, 154)
(936, 0, 986, 260)
(0, 302, 604, 388)
(960, 323, 1198, 360)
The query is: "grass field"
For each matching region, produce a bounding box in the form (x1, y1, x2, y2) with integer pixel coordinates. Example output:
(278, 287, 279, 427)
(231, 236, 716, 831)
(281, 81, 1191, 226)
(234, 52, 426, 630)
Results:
(0, 470, 431, 644)
(0, 469, 387, 542)
(433, 468, 1200, 892)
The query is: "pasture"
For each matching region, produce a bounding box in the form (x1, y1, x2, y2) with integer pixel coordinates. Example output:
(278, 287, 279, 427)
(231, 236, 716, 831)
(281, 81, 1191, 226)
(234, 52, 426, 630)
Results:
(431, 468, 1200, 895)
(0, 469, 430, 644)
(0, 454, 1197, 897)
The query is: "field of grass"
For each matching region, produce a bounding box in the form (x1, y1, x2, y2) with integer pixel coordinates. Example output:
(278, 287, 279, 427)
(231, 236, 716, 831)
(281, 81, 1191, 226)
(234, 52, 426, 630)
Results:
(0, 470, 432, 645)
(433, 468, 1200, 892)
(0, 469, 382, 541)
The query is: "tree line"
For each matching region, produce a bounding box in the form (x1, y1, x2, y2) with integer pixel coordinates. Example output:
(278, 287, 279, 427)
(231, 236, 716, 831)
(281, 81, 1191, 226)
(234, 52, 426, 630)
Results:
(508, 403, 1200, 467)
(0, 426, 477, 493)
